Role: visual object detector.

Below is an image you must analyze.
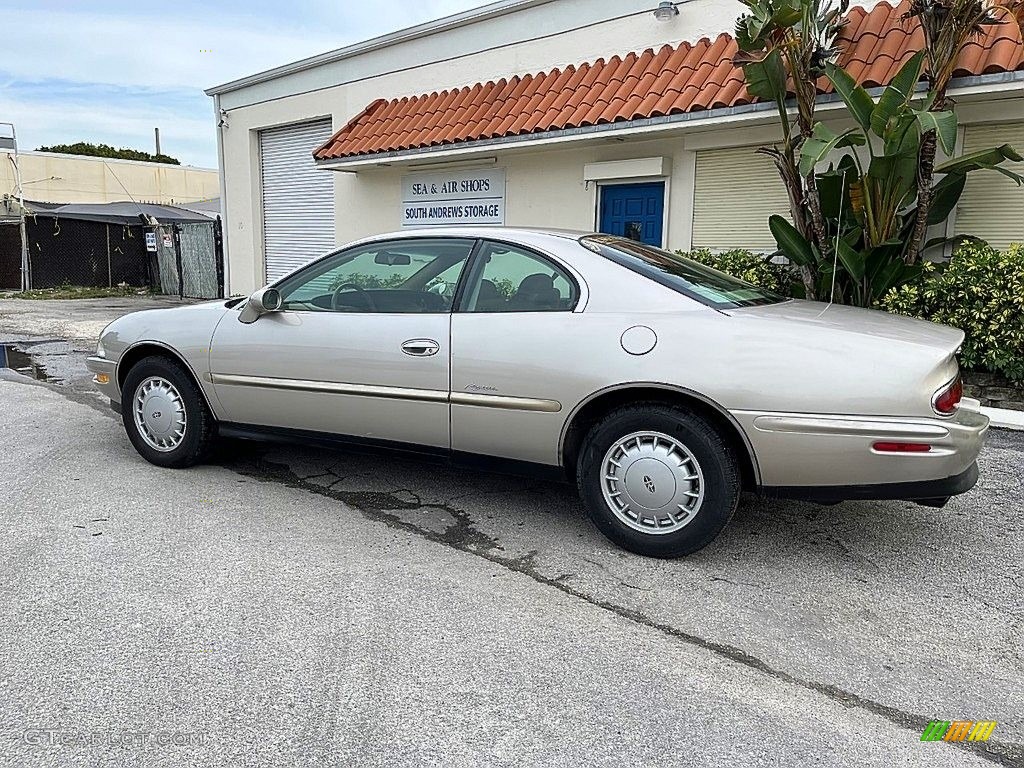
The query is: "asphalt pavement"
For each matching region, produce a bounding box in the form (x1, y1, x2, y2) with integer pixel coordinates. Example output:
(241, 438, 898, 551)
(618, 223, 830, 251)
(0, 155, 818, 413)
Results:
(0, 297, 1021, 767)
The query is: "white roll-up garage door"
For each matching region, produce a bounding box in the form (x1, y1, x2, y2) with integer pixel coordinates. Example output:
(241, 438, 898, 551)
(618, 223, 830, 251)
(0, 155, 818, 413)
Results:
(259, 118, 335, 283)
(692, 145, 791, 252)
(954, 122, 1024, 249)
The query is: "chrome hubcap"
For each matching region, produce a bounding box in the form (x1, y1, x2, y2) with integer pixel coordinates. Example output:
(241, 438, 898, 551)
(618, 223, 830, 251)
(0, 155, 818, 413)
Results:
(601, 431, 705, 534)
(133, 376, 186, 452)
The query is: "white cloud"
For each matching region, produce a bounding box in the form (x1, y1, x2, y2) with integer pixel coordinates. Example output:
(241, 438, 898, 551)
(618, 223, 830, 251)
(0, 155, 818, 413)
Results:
(2, 1, 487, 91)
(0, 0, 487, 167)
(2, 7, 344, 90)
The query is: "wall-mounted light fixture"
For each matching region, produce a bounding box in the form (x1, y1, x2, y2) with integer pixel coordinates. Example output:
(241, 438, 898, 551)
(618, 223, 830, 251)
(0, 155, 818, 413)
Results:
(653, 1, 679, 21)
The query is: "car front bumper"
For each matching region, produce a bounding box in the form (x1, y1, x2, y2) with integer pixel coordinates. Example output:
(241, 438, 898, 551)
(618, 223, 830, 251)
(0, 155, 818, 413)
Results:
(733, 401, 989, 499)
(86, 355, 120, 407)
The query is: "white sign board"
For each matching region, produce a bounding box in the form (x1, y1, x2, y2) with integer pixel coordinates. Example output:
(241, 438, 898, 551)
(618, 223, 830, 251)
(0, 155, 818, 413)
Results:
(401, 168, 505, 228)
(145, 232, 157, 252)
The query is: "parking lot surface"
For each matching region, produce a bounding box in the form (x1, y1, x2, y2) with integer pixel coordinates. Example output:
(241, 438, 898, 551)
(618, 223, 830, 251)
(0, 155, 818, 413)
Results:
(0, 298, 1020, 767)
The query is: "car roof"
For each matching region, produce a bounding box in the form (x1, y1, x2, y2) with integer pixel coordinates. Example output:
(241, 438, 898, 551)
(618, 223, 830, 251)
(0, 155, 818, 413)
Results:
(349, 226, 594, 245)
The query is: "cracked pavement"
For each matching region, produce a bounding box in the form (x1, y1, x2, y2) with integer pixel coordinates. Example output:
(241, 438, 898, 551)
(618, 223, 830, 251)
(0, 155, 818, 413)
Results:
(1, 300, 1022, 767)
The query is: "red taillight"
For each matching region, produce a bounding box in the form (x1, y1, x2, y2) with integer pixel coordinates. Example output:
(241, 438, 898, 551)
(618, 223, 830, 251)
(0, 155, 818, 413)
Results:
(872, 442, 932, 453)
(933, 375, 963, 415)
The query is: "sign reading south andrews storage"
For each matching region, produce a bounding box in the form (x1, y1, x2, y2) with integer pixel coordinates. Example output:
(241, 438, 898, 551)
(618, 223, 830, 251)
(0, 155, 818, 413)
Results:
(401, 169, 505, 227)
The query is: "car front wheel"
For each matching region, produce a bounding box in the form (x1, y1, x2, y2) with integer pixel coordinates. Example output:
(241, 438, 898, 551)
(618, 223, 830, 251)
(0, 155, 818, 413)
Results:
(121, 355, 214, 468)
(577, 403, 740, 557)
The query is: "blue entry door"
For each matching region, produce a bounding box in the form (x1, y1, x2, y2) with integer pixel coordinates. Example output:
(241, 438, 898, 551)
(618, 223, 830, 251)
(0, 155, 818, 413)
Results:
(599, 182, 665, 246)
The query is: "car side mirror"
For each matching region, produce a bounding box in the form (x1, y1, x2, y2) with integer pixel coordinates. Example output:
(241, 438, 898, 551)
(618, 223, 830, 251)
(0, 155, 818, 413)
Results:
(238, 287, 282, 324)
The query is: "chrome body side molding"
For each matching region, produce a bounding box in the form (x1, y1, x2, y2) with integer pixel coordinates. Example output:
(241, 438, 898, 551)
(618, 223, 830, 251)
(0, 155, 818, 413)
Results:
(211, 373, 561, 412)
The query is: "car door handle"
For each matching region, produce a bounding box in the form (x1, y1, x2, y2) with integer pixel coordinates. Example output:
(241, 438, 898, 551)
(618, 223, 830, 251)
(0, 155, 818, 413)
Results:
(401, 339, 440, 357)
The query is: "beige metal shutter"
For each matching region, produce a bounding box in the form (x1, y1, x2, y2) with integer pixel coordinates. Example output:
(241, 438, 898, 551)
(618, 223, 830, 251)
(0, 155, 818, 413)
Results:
(259, 119, 335, 283)
(954, 122, 1024, 249)
(692, 145, 791, 252)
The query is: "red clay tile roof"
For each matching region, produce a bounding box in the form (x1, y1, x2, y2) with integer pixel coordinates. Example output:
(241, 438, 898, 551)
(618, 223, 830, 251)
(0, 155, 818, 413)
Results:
(314, 1, 1024, 161)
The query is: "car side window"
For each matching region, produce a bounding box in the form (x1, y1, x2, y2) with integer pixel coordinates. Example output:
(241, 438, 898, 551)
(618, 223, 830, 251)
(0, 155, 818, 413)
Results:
(461, 241, 578, 313)
(275, 239, 474, 313)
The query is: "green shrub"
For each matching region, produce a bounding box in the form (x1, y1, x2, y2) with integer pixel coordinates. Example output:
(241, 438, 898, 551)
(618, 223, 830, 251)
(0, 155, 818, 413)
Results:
(35, 141, 180, 165)
(881, 242, 1024, 383)
(677, 248, 796, 297)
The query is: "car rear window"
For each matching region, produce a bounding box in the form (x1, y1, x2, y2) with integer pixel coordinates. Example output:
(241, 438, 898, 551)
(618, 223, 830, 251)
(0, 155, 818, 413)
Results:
(579, 235, 784, 309)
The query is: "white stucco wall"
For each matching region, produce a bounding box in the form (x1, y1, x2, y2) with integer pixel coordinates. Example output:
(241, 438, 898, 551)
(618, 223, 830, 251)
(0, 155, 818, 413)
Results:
(330, 136, 697, 249)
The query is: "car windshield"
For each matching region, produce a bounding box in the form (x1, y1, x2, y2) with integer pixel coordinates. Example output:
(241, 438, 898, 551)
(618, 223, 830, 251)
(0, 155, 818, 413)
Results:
(580, 235, 784, 309)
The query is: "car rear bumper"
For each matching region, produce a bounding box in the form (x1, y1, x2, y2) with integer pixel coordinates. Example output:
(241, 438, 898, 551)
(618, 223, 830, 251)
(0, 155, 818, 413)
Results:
(86, 355, 120, 405)
(760, 461, 979, 503)
(733, 402, 989, 492)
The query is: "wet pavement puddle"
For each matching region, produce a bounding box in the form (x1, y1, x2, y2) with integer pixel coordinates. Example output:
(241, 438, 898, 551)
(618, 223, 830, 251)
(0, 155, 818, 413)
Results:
(0, 343, 51, 381)
(0, 338, 115, 413)
(0, 339, 75, 384)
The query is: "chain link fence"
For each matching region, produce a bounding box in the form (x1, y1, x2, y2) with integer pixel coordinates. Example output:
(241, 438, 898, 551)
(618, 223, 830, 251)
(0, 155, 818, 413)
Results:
(0, 223, 20, 289)
(0, 216, 223, 298)
(26, 217, 149, 288)
(151, 221, 223, 299)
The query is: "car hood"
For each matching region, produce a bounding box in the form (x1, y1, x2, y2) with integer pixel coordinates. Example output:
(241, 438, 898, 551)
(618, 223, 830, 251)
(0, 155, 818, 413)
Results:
(725, 299, 964, 354)
(122, 299, 231, 322)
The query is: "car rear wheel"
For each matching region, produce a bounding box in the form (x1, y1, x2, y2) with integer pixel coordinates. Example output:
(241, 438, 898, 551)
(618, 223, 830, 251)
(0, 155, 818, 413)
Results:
(576, 403, 740, 557)
(121, 355, 214, 468)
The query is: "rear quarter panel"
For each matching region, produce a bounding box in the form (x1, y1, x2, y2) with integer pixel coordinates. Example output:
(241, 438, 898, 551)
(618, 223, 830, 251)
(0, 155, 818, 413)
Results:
(451, 306, 957, 467)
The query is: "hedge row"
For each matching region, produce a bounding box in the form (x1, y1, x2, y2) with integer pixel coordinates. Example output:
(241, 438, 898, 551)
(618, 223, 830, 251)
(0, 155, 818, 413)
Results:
(679, 243, 1024, 383)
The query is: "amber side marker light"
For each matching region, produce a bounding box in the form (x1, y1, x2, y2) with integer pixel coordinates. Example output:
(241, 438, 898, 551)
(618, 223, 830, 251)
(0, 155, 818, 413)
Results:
(872, 442, 933, 453)
(95, 374, 110, 384)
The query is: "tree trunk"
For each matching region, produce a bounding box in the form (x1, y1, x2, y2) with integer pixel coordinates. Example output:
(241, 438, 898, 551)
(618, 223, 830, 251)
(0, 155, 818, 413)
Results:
(905, 94, 946, 265)
(804, 172, 830, 261)
(906, 129, 938, 265)
(774, 152, 819, 300)
(799, 262, 818, 301)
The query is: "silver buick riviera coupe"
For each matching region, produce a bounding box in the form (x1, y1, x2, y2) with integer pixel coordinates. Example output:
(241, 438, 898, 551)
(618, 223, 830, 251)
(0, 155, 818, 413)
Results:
(88, 228, 988, 557)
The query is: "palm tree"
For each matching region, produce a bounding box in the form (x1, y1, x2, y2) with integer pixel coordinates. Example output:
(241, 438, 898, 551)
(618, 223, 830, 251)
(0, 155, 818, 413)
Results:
(734, 0, 850, 298)
(903, 0, 1022, 263)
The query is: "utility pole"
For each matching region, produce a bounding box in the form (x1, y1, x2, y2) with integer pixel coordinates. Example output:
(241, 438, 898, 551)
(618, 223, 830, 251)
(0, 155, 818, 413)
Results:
(0, 122, 30, 291)
(155, 127, 161, 157)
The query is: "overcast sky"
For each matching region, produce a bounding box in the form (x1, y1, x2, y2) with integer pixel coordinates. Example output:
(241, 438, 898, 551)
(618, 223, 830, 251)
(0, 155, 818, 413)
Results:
(1, 0, 485, 168)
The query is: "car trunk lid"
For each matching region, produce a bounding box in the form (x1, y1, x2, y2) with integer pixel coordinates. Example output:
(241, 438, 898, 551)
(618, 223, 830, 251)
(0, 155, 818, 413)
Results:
(724, 299, 964, 355)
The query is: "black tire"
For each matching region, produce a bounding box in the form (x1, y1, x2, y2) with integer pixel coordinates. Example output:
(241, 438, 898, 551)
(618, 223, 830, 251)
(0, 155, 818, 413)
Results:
(121, 355, 215, 468)
(576, 403, 740, 558)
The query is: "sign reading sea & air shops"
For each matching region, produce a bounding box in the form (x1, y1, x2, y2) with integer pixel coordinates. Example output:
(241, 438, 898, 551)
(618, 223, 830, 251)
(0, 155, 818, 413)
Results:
(401, 168, 505, 227)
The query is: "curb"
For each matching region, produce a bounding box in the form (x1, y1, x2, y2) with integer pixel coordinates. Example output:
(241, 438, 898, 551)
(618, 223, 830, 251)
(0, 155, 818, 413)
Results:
(980, 405, 1024, 431)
